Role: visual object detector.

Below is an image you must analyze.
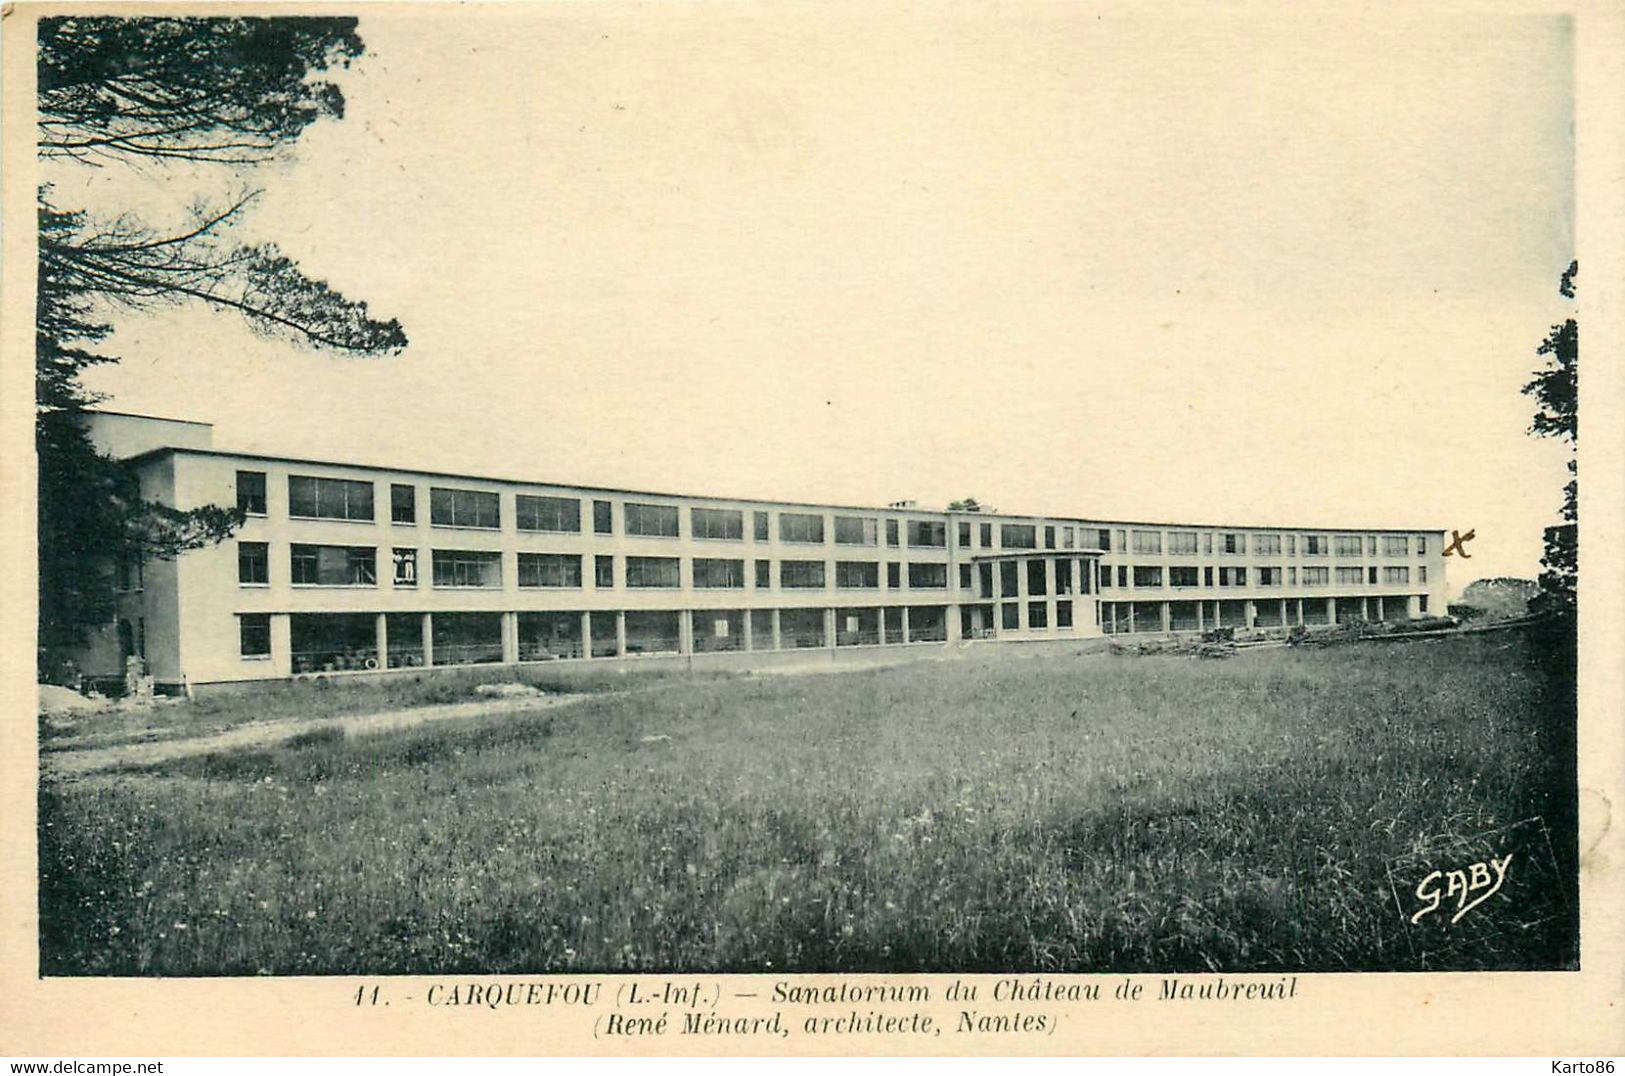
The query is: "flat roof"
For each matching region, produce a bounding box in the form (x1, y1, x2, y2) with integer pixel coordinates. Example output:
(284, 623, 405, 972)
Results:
(122, 443, 1447, 535)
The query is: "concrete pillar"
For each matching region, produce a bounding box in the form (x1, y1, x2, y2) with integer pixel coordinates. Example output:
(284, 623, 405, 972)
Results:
(946, 599, 962, 642)
(501, 611, 519, 664)
(876, 607, 886, 645)
(1408, 595, 1421, 618)
(679, 610, 694, 655)
(901, 606, 912, 643)
(1326, 597, 1336, 623)
(420, 612, 434, 668)
(615, 610, 627, 657)
(824, 607, 836, 649)
(743, 609, 754, 651)
(1126, 602, 1135, 633)
(579, 611, 592, 659)
(1245, 601, 1256, 629)
(1376, 596, 1385, 622)
(1016, 557, 1029, 630)
(770, 608, 782, 651)
(1161, 601, 1170, 633)
(271, 613, 293, 678)
(1280, 598, 1288, 627)
(375, 613, 388, 670)
(1195, 601, 1204, 634)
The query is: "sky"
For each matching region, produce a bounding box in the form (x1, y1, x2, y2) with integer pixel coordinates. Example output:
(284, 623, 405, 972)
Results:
(54, 6, 1577, 597)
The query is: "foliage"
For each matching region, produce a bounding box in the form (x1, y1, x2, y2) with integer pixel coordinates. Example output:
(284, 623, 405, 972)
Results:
(946, 497, 990, 513)
(41, 640, 1576, 974)
(38, 15, 363, 165)
(1522, 261, 1577, 615)
(36, 16, 404, 667)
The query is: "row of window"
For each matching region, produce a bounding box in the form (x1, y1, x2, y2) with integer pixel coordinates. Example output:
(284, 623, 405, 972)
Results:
(239, 474, 1430, 557)
(239, 543, 969, 591)
(1096, 564, 1423, 589)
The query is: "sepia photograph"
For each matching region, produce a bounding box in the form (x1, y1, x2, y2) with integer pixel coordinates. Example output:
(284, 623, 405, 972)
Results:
(6, 0, 1623, 1057)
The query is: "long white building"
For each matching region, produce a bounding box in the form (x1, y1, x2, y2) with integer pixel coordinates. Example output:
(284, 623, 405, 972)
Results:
(74, 412, 1448, 691)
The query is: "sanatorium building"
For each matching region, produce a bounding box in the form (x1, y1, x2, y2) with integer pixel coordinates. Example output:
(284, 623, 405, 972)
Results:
(76, 412, 1449, 692)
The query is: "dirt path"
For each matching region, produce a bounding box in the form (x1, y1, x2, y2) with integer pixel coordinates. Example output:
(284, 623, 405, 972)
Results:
(41, 692, 594, 779)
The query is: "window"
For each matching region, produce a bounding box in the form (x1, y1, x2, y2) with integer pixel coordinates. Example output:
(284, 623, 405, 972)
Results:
(1384, 567, 1411, 584)
(1168, 531, 1198, 555)
(980, 523, 993, 547)
(1254, 534, 1282, 556)
(1063, 527, 1076, 549)
(237, 471, 267, 515)
(1304, 535, 1328, 555)
(886, 519, 900, 547)
(517, 495, 581, 533)
(1221, 532, 1245, 555)
(1056, 560, 1072, 593)
(1133, 566, 1163, 588)
(240, 614, 271, 658)
(1286, 534, 1297, 557)
(1418, 535, 1428, 554)
(1132, 530, 1162, 555)
(1098, 566, 1113, 588)
(291, 544, 377, 586)
(754, 559, 771, 588)
(1367, 536, 1378, 557)
(1383, 535, 1410, 557)
(1257, 566, 1282, 586)
(907, 520, 946, 548)
(1028, 601, 1048, 629)
(692, 557, 746, 588)
(908, 562, 947, 589)
(1097, 528, 1112, 552)
(1336, 567, 1365, 586)
(1056, 601, 1073, 628)
(288, 475, 373, 521)
(780, 560, 826, 588)
(779, 512, 825, 544)
(692, 507, 744, 541)
(959, 563, 973, 590)
(594, 500, 613, 535)
(238, 542, 269, 585)
(1169, 566, 1199, 588)
(1117, 565, 1129, 588)
(1419, 566, 1428, 584)
(518, 553, 582, 588)
(626, 556, 680, 588)
(625, 502, 680, 538)
(1044, 526, 1056, 550)
(430, 487, 500, 529)
(1000, 561, 1019, 597)
(1002, 603, 1020, 630)
(393, 548, 418, 586)
(1203, 532, 1213, 555)
(1334, 535, 1363, 557)
(835, 516, 879, 546)
(887, 562, 901, 589)
(1368, 566, 1379, 584)
(432, 549, 501, 588)
(754, 511, 770, 541)
(1218, 566, 1247, 587)
(391, 483, 416, 524)
(1204, 566, 1214, 587)
(1027, 560, 1048, 596)
(115, 551, 144, 591)
(595, 555, 614, 588)
(1303, 567, 1329, 586)
(1421, 596, 1430, 613)
(957, 522, 972, 547)
(837, 561, 880, 589)
(1289, 567, 1297, 586)
(1001, 524, 1037, 549)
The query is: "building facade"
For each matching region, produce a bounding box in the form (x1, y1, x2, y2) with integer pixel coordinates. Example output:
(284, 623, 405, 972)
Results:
(79, 413, 1448, 690)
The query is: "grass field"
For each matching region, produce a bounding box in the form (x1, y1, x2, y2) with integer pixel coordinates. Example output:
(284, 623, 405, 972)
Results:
(38, 632, 1577, 976)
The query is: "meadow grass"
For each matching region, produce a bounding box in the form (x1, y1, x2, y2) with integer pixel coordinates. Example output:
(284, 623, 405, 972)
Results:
(38, 632, 1576, 975)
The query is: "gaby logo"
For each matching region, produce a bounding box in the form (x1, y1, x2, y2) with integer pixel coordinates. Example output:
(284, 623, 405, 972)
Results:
(1410, 854, 1513, 925)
